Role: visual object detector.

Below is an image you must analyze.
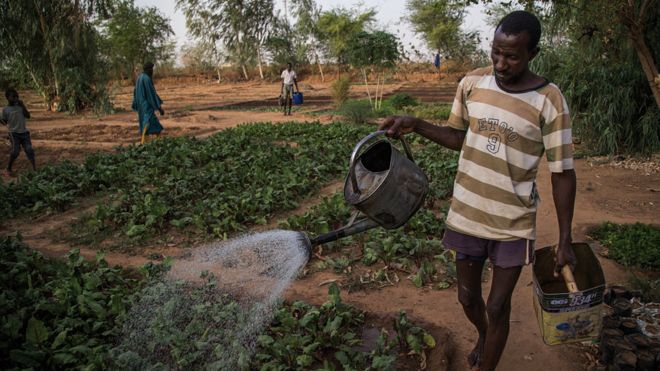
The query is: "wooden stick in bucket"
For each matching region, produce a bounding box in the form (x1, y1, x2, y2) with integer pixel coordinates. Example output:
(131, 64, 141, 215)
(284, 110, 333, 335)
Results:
(554, 245, 579, 293)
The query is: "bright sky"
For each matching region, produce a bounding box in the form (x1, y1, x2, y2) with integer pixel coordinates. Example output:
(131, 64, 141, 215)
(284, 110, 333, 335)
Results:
(134, 0, 495, 62)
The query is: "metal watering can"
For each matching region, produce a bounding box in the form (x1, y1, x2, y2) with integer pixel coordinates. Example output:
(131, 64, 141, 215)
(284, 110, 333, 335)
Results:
(298, 130, 429, 257)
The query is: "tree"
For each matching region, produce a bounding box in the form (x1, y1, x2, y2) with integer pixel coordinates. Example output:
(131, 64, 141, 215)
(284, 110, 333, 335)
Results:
(101, 1, 175, 81)
(405, 0, 481, 63)
(0, 0, 115, 112)
(476, 0, 659, 154)
(177, 0, 277, 80)
(290, 0, 326, 80)
(316, 7, 376, 75)
(346, 31, 401, 110)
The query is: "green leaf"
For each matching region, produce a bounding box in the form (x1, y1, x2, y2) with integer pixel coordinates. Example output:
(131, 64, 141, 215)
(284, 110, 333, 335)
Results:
(328, 282, 341, 305)
(423, 333, 436, 348)
(51, 330, 68, 350)
(26, 317, 49, 345)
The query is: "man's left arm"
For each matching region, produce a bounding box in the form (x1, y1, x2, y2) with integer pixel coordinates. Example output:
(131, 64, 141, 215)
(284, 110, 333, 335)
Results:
(552, 169, 577, 274)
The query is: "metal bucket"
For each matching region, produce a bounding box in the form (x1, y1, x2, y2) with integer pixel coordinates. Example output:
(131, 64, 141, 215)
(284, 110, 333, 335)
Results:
(343, 130, 429, 229)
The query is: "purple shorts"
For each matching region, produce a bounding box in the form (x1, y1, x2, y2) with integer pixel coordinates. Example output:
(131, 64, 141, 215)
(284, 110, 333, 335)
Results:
(442, 228, 535, 268)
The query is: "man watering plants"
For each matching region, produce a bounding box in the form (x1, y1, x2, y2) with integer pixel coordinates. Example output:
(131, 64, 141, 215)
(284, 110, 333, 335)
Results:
(132, 62, 164, 144)
(379, 11, 576, 371)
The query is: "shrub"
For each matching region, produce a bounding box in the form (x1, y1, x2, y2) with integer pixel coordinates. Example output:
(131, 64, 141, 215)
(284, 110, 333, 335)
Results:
(589, 222, 660, 269)
(331, 77, 351, 108)
(386, 93, 418, 110)
(403, 103, 452, 121)
(339, 99, 374, 124)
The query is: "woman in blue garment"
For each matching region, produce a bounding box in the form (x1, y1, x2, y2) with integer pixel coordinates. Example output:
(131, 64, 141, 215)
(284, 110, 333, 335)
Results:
(132, 62, 164, 144)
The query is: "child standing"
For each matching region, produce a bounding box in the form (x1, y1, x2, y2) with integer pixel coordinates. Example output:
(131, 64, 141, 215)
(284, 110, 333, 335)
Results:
(2, 88, 36, 176)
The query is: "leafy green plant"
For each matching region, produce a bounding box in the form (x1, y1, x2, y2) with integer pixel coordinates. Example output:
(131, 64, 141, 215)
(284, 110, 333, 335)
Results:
(393, 311, 436, 369)
(386, 93, 418, 110)
(403, 103, 452, 121)
(628, 274, 660, 303)
(339, 99, 375, 124)
(331, 76, 351, 108)
(0, 235, 153, 369)
(589, 222, 660, 269)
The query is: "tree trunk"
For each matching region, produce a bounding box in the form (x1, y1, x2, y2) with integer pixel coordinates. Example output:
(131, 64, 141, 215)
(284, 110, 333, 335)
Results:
(362, 68, 373, 109)
(315, 54, 325, 82)
(216, 65, 222, 83)
(257, 50, 264, 80)
(242, 64, 249, 80)
(630, 34, 660, 107)
(35, 2, 60, 106)
(622, 0, 660, 107)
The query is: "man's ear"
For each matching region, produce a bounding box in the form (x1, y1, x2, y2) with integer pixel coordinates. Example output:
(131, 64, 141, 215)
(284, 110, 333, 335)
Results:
(529, 46, 540, 61)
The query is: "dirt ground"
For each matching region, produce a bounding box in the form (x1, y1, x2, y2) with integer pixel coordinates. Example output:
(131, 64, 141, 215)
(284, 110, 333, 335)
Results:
(2, 76, 659, 370)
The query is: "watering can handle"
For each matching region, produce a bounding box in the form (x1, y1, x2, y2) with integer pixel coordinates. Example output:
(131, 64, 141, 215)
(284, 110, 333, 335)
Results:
(349, 130, 415, 194)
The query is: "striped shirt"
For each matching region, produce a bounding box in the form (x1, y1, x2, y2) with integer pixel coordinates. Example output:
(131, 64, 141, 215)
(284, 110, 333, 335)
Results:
(446, 67, 573, 241)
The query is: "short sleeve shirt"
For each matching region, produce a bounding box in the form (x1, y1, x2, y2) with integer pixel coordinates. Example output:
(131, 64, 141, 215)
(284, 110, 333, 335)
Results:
(281, 69, 297, 85)
(2, 106, 27, 133)
(445, 67, 573, 241)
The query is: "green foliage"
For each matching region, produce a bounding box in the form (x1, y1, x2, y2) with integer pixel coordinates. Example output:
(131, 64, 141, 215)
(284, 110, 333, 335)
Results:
(402, 103, 452, 121)
(339, 99, 375, 124)
(109, 279, 256, 370)
(0, 0, 113, 113)
(100, 0, 175, 81)
(394, 311, 436, 363)
(254, 283, 431, 370)
(316, 7, 376, 65)
(177, 0, 277, 79)
(386, 93, 419, 110)
(628, 274, 660, 303)
(0, 234, 147, 369)
(589, 222, 660, 269)
(331, 76, 352, 108)
(0, 122, 374, 247)
(346, 31, 401, 70)
(405, 0, 481, 62)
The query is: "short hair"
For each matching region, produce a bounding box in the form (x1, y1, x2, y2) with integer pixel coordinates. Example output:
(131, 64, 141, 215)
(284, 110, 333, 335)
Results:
(143, 62, 154, 70)
(5, 88, 17, 99)
(496, 10, 542, 51)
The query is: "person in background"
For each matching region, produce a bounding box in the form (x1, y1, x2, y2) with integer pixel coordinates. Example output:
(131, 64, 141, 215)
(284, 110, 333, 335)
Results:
(1, 88, 35, 177)
(379, 11, 576, 371)
(434, 52, 441, 77)
(132, 62, 164, 144)
(280, 62, 299, 116)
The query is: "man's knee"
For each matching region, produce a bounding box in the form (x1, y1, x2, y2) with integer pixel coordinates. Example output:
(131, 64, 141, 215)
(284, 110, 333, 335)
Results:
(486, 299, 511, 321)
(24, 146, 35, 160)
(458, 285, 482, 308)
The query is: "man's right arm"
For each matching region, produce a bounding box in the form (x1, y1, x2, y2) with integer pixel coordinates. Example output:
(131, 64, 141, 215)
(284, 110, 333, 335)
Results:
(378, 116, 466, 151)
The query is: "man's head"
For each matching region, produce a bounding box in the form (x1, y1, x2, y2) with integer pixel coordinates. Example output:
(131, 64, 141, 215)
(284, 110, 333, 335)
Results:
(5, 88, 19, 105)
(491, 11, 541, 85)
(286, 62, 292, 71)
(144, 62, 155, 77)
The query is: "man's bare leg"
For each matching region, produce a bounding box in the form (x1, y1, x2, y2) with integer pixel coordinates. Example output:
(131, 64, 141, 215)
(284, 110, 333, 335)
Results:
(479, 265, 522, 371)
(456, 259, 488, 369)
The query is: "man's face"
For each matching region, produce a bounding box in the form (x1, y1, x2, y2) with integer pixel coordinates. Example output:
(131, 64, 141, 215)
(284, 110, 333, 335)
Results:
(7, 92, 19, 105)
(145, 66, 154, 77)
(490, 28, 537, 85)
(287, 64, 292, 71)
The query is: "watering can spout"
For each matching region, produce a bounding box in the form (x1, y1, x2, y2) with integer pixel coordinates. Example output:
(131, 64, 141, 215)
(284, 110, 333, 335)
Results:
(296, 218, 380, 261)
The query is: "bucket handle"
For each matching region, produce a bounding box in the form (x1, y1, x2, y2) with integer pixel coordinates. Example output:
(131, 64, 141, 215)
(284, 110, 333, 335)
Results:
(348, 130, 415, 194)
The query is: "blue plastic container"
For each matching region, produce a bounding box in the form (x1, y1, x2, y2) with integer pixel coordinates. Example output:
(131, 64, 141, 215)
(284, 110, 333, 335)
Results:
(293, 92, 303, 105)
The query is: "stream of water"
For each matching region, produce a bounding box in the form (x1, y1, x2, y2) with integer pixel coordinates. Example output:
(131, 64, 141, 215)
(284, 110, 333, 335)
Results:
(114, 230, 309, 368)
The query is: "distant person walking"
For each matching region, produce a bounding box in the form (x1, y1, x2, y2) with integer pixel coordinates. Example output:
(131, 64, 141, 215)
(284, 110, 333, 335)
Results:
(280, 62, 299, 116)
(1, 88, 35, 177)
(132, 62, 164, 144)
